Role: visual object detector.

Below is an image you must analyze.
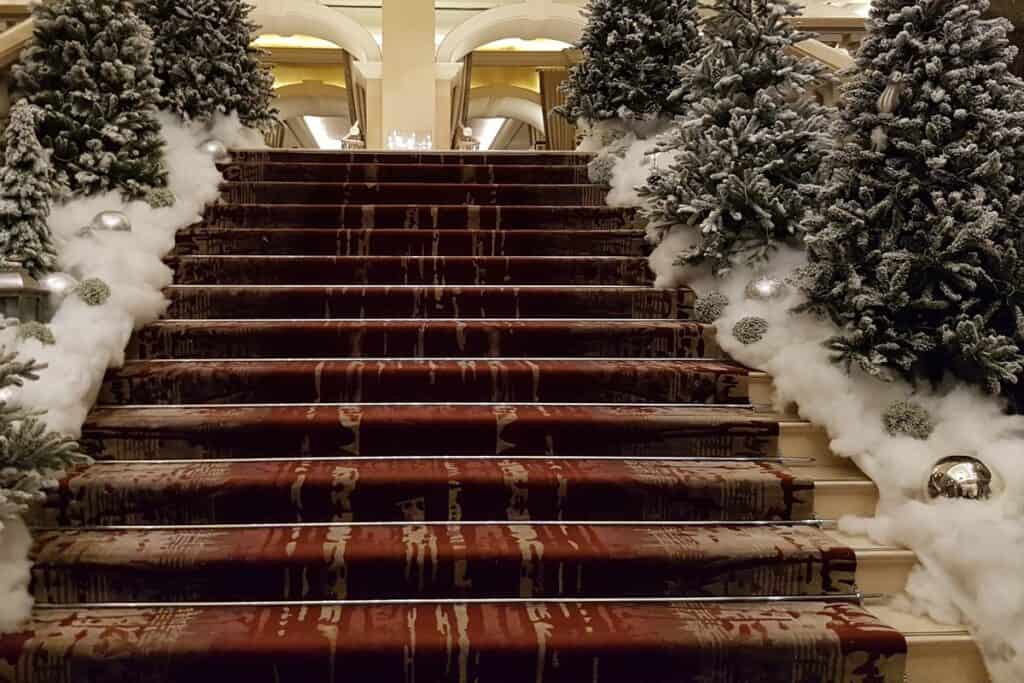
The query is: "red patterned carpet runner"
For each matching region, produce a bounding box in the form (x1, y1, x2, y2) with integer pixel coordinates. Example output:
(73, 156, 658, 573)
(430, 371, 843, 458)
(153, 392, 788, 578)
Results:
(0, 150, 906, 682)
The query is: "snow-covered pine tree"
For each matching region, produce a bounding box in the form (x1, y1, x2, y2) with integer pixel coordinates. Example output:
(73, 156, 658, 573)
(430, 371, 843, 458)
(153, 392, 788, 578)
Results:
(13, 0, 167, 200)
(799, 0, 1024, 404)
(136, 0, 276, 129)
(0, 342, 85, 520)
(556, 0, 702, 123)
(0, 102, 59, 278)
(639, 0, 834, 276)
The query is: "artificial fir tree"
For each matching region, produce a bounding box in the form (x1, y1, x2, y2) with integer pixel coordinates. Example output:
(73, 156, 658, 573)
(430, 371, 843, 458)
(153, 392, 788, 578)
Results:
(556, 0, 702, 123)
(640, 0, 834, 277)
(0, 341, 84, 520)
(0, 101, 59, 278)
(799, 0, 1024, 404)
(135, 0, 276, 129)
(13, 0, 167, 200)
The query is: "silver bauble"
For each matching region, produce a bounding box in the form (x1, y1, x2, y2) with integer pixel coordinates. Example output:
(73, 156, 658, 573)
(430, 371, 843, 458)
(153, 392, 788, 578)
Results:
(0, 385, 16, 406)
(38, 272, 79, 313)
(744, 274, 789, 302)
(926, 455, 1002, 501)
(198, 138, 230, 161)
(80, 211, 132, 237)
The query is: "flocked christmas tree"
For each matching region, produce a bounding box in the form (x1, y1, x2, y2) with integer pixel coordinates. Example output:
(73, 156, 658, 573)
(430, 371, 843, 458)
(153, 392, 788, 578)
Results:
(0, 101, 59, 278)
(556, 0, 702, 123)
(640, 0, 834, 277)
(799, 0, 1024, 405)
(13, 0, 167, 200)
(136, 0, 276, 129)
(0, 340, 85, 521)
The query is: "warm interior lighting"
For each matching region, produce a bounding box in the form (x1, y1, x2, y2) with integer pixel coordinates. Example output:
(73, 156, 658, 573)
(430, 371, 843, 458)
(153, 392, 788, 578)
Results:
(252, 34, 340, 49)
(476, 118, 505, 151)
(476, 37, 574, 52)
(304, 116, 343, 150)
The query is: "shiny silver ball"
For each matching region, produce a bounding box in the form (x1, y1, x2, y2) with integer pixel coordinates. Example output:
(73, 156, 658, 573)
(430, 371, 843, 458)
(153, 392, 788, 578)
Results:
(744, 274, 789, 302)
(38, 272, 79, 304)
(926, 455, 1002, 501)
(81, 211, 131, 237)
(198, 138, 229, 161)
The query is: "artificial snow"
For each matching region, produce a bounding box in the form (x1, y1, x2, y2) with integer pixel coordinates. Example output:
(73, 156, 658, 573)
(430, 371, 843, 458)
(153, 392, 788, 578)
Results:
(593, 129, 1024, 681)
(0, 111, 259, 631)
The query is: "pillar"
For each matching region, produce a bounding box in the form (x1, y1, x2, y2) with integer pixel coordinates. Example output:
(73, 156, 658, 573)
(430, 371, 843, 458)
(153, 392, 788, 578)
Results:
(382, 0, 436, 146)
(434, 62, 463, 151)
(353, 61, 384, 149)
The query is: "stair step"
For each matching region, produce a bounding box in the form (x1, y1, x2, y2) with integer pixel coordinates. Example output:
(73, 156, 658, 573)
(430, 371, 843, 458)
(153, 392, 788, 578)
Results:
(0, 601, 907, 682)
(99, 359, 749, 405)
(222, 162, 592, 184)
(219, 182, 609, 206)
(29, 523, 854, 603)
(81, 404, 779, 461)
(131, 319, 717, 360)
(41, 459, 812, 525)
(169, 255, 652, 286)
(172, 228, 649, 257)
(201, 203, 638, 230)
(164, 285, 694, 320)
(228, 149, 592, 166)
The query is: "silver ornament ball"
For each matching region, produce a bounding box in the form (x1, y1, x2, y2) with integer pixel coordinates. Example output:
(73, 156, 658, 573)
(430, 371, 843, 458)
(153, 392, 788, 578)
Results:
(926, 455, 1002, 501)
(0, 385, 16, 406)
(198, 138, 230, 162)
(88, 211, 132, 234)
(744, 274, 789, 302)
(37, 272, 78, 305)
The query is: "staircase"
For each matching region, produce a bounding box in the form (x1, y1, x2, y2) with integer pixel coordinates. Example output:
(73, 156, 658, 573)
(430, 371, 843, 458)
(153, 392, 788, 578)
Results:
(0, 150, 924, 681)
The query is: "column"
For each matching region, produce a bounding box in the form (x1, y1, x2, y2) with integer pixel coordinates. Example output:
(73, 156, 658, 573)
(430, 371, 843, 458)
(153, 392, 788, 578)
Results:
(382, 0, 436, 146)
(353, 61, 384, 149)
(434, 62, 464, 151)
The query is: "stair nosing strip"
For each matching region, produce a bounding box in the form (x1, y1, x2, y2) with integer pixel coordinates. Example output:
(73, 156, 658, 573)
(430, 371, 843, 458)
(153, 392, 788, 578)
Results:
(90, 401, 757, 409)
(34, 594, 870, 609)
(116, 357, 731, 363)
(31, 520, 830, 532)
(79, 456, 802, 466)
(165, 284, 669, 290)
(149, 317, 697, 322)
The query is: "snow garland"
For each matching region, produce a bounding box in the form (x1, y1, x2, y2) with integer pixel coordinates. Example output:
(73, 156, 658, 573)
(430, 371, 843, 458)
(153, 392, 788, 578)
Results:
(593, 136, 1024, 682)
(0, 111, 264, 632)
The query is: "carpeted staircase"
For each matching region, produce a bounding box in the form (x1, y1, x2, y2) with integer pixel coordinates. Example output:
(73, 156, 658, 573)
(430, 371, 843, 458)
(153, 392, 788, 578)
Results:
(0, 151, 907, 682)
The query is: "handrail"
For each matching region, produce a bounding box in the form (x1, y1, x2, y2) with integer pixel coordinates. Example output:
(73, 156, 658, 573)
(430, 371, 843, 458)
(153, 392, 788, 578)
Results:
(792, 38, 856, 72)
(0, 16, 31, 71)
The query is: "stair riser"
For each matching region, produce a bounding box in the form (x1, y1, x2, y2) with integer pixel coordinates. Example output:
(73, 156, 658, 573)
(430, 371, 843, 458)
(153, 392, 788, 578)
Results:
(30, 525, 856, 603)
(219, 183, 609, 207)
(222, 163, 592, 184)
(226, 151, 590, 166)
(172, 229, 649, 257)
(99, 361, 749, 405)
(131, 321, 717, 360)
(82, 406, 779, 461)
(42, 460, 814, 526)
(164, 287, 694, 320)
(202, 204, 638, 230)
(2, 603, 908, 683)
(170, 256, 652, 286)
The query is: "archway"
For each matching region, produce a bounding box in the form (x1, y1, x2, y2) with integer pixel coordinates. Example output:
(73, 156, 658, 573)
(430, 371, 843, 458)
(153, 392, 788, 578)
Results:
(436, 1, 584, 63)
(250, 0, 382, 63)
(467, 85, 545, 133)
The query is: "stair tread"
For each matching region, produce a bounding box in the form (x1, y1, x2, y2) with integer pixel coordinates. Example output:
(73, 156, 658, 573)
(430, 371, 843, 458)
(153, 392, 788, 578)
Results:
(30, 524, 855, 602)
(131, 318, 715, 360)
(100, 358, 749, 405)
(202, 203, 637, 230)
(43, 458, 813, 525)
(168, 254, 653, 286)
(163, 284, 694, 321)
(82, 404, 779, 461)
(0, 602, 907, 682)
